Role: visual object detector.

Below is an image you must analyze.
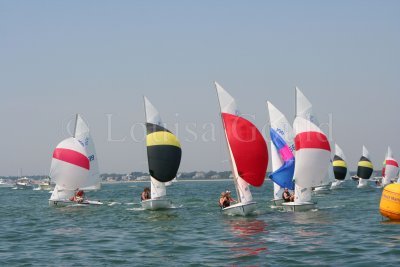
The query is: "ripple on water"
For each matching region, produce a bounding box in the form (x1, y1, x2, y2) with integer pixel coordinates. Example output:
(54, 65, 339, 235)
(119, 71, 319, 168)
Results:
(0, 181, 397, 266)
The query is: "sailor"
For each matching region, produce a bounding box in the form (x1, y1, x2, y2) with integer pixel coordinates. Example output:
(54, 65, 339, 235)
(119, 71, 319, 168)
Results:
(282, 188, 294, 202)
(219, 190, 235, 208)
(70, 189, 85, 203)
(141, 187, 151, 201)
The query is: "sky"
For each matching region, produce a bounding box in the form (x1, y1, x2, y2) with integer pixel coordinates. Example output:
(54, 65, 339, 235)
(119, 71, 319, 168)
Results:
(1, 0, 399, 176)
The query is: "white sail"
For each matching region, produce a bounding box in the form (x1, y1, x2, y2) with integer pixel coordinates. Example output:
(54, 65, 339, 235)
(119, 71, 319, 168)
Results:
(144, 96, 162, 126)
(150, 177, 167, 199)
(49, 137, 90, 201)
(271, 140, 283, 199)
(294, 186, 312, 203)
(215, 82, 253, 204)
(293, 117, 331, 203)
(215, 82, 239, 115)
(363, 145, 370, 159)
(335, 144, 346, 161)
(50, 185, 75, 201)
(267, 101, 295, 153)
(74, 114, 101, 190)
(296, 87, 318, 125)
(383, 146, 399, 186)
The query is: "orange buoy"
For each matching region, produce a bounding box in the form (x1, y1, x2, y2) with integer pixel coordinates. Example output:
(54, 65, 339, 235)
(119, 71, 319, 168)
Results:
(380, 183, 400, 220)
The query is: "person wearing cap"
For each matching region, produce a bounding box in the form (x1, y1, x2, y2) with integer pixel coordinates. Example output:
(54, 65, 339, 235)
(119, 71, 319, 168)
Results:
(219, 190, 236, 208)
(282, 188, 294, 202)
(70, 189, 85, 203)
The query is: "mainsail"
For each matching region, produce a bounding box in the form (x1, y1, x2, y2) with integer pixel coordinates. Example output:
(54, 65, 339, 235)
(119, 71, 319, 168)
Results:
(215, 82, 268, 204)
(267, 101, 295, 191)
(144, 96, 182, 199)
(74, 114, 101, 190)
(295, 87, 318, 125)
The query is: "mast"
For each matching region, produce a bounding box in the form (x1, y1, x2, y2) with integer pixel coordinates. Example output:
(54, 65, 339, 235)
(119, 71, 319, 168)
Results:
(214, 83, 242, 203)
(295, 86, 297, 118)
(73, 114, 79, 138)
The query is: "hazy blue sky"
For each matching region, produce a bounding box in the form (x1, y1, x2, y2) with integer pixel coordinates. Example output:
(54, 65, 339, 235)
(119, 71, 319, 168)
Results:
(1, 1, 399, 175)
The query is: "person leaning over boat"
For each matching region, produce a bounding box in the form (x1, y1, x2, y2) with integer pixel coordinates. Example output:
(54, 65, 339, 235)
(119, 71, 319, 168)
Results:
(141, 187, 151, 201)
(282, 188, 294, 202)
(70, 189, 85, 203)
(219, 191, 236, 208)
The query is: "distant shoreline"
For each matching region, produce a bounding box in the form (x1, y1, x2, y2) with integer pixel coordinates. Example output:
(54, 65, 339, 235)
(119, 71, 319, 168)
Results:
(101, 179, 232, 184)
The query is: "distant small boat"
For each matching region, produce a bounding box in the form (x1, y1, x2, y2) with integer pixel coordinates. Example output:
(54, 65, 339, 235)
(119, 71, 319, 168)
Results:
(382, 146, 398, 187)
(356, 146, 374, 188)
(0, 179, 13, 188)
(215, 82, 268, 216)
(330, 144, 348, 189)
(141, 97, 181, 210)
(49, 114, 102, 206)
(15, 177, 33, 189)
(35, 178, 54, 191)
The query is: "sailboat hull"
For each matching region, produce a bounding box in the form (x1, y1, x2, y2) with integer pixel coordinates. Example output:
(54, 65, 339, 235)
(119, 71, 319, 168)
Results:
(221, 202, 257, 216)
(15, 183, 33, 190)
(270, 198, 285, 207)
(330, 180, 345, 189)
(141, 199, 172, 210)
(48, 199, 103, 207)
(282, 202, 316, 212)
(357, 179, 370, 188)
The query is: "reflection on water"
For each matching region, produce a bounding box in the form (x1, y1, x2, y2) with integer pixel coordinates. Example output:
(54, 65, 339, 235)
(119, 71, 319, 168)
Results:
(227, 218, 268, 258)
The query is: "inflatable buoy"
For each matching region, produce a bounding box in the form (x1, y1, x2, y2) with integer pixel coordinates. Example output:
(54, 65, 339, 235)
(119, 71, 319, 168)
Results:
(380, 183, 400, 220)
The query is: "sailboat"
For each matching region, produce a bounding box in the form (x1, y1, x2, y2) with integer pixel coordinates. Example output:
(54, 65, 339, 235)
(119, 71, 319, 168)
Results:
(330, 144, 348, 189)
(382, 146, 399, 186)
(267, 101, 295, 207)
(215, 82, 268, 216)
(282, 116, 331, 211)
(49, 114, 102, 206)
(282, 88, 331, 212)
(142, 96, 182, 210)
(356, 145, 374, 188)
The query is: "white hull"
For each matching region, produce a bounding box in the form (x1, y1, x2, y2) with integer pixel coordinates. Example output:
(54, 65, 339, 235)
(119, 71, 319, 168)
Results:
(141, 199, 172, 210)
(0, 183, 13, 188)
(282, 202, 316, 212)
(270, 198, 285, 207)
(330, 180, 344, 190)
(36, 184, 54, 191)
(357, 179, 370, 188)
(15, 184, 33, 190)
(48, 199, 103, 207)
(221, 202, 257, 216)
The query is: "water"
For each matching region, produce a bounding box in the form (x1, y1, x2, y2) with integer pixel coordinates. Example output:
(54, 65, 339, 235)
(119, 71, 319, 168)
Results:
(0, 180, 399, 266)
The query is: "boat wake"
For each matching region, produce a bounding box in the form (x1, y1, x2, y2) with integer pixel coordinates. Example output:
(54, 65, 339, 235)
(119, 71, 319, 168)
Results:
(108, 202, 122, 206)
(126, 207, 145, 211)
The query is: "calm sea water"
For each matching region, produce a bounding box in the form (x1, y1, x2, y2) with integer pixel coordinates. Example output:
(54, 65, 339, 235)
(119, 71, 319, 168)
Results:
(0, 180, 399, 266)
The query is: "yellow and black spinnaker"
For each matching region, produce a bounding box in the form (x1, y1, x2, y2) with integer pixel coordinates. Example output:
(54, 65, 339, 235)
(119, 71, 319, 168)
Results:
(333, 155, 347, 181)
(146, 123, 182, 183)
(357, 156, 373, 180)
